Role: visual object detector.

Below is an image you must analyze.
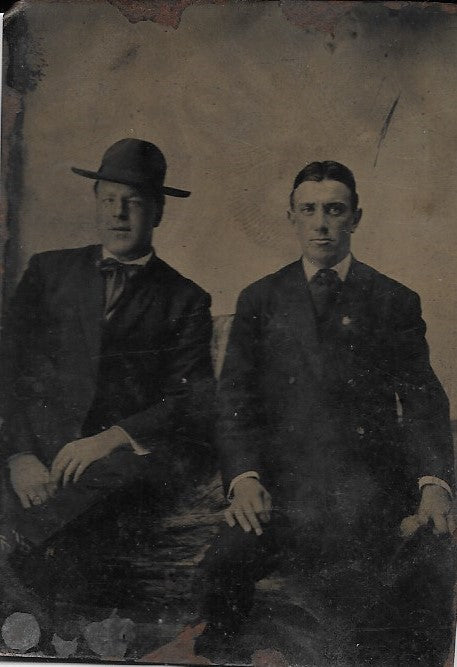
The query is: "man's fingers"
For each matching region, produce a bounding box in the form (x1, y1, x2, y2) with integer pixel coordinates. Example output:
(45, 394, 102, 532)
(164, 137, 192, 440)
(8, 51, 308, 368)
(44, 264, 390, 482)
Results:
(62, 459, 80, 487)
(416, 512, 430, 527)
(263, 493, 272, 511)
(244, 505, 263, 536)
(399, 515, 421, 538)
(31, 485, 48, 505)
(432, 512, 448, 535)
(46, 481, 58, 497)
(73, 462, 89, 484)
(51, 453, 73, 484)
(251, 495, 264, 514)
(261, 493, 272, 522)
(251, 492, 272, 524)
(50, 461, 65, 484)
(18, 492, 31, 509)
(251, 496, 269, 524)
(447, 513, 456, 536)
(24, 487, 46, 507)
(50, 447, 73, 483)
(225, 508, 236, 528)
(234, 507, 252, 533)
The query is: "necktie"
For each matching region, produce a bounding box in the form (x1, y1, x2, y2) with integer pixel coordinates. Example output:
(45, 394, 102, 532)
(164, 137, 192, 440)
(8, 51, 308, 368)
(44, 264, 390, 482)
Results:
(98, 258, 143, 319)
(308, 268, 342, 320)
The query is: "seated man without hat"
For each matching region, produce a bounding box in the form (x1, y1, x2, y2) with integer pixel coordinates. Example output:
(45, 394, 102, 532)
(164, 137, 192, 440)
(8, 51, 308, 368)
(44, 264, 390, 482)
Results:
(0, 139, 215, 629)
(193, 160, 456, 665)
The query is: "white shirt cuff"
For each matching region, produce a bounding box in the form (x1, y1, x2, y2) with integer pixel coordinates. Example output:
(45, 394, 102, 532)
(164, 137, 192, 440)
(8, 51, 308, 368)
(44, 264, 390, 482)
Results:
(110, 426, 150, 456)
(418, 476, 452, 497)
(228, 471, 260, 500)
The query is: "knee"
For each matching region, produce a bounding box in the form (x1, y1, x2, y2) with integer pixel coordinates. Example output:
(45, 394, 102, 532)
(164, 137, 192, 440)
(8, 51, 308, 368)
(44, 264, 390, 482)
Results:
(75, 450, 147, 489)
(202, 523, 272, 574)
(399, 529, 456, 585)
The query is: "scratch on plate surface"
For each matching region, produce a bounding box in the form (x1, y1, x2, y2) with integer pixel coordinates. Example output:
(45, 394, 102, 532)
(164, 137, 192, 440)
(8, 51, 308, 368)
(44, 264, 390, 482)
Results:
(374, 94, 400, 168)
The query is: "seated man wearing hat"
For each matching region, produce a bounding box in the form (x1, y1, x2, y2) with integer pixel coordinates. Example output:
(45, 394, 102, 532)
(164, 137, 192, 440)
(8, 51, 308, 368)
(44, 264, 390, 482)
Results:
(0, 139, 215, 623)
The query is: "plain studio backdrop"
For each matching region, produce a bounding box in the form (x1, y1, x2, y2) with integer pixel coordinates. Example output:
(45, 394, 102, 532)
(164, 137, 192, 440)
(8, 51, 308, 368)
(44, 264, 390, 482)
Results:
(2, 1, 457, 416)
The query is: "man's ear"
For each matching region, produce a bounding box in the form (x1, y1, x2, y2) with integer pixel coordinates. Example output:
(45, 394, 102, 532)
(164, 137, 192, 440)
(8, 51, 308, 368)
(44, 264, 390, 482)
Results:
(151, 200, 164, 228)
(351, 208, 362, 232)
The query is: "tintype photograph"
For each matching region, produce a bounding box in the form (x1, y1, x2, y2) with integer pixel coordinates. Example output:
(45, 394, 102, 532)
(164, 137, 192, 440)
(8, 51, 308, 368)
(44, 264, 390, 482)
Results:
(0, 1, 456, 664)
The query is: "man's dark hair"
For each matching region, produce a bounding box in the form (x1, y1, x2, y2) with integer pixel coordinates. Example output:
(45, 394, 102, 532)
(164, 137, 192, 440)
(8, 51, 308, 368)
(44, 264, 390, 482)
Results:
(94, 180, 165, 225)
(289, 161, 359, 211)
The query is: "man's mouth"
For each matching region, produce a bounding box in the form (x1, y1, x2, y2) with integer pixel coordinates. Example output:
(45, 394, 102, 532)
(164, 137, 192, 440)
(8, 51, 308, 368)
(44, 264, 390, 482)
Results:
(110, 227, 131, 232)
(311, 239, 333, 245)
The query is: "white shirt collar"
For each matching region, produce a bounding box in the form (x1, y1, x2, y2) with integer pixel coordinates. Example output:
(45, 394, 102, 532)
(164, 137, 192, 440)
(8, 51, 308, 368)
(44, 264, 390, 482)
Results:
(302, 253, 352, 283)
(102, 247, 154, 266)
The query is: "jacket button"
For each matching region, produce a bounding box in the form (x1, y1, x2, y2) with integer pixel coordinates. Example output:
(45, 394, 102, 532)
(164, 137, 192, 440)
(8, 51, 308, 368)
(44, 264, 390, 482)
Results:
(289, 376, 296, 384)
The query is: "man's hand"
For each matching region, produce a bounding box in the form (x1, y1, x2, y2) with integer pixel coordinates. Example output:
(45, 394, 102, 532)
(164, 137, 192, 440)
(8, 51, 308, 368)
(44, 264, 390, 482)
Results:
(50, 428, 127, 487)
(225, 477, 272, 536)
(9, 454, 55, 509)
(400, 484, 455, 538)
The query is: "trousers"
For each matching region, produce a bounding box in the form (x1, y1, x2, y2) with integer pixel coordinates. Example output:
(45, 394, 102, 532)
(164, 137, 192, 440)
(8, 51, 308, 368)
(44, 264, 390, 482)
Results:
(2, 449, 158, 548)
(195, 512, 456, 664)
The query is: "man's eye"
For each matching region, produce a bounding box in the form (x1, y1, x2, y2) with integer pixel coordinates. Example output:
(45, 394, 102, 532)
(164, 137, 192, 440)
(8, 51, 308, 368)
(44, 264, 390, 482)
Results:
(127, 200, 143, 208)
(327, 204, 346, 216)
(298, 205, 314, 214)
(102, 198, 114, 204)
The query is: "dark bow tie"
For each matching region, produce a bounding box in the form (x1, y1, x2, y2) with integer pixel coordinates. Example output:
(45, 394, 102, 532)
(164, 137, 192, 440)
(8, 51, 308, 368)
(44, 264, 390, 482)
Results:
(97, 258, 144, 319)
(98, 257, 144, 277)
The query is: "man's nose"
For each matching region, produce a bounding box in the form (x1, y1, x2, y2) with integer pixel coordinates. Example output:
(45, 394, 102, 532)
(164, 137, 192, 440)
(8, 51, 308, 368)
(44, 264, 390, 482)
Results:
(113, 200, 128, 219)
(313, 207, 328, 231)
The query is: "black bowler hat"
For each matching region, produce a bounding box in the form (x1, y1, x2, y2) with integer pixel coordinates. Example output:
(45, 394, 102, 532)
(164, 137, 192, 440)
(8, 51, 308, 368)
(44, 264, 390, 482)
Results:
(71, 138, 191, 198)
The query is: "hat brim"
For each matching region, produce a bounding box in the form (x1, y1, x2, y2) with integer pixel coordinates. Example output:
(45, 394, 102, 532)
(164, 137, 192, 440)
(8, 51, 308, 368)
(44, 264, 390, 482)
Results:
(71, 167, 191, 198)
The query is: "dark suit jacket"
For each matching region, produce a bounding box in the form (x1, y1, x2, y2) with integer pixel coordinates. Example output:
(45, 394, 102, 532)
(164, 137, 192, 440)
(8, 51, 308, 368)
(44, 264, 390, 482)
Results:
(217, 259, 454, 532)
(0, 245, 215, 477)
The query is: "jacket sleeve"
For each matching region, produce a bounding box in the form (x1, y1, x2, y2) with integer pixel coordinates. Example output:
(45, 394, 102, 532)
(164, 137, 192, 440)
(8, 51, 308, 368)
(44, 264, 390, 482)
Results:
(0, 255, 46, 459)
(117, 290, 216, 465)
(216, 287, 265, 495)
(391, 289, 455, 492)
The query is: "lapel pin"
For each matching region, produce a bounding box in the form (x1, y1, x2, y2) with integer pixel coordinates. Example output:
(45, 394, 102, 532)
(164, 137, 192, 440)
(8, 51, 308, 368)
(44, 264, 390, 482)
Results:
(342, 316, 352, 326)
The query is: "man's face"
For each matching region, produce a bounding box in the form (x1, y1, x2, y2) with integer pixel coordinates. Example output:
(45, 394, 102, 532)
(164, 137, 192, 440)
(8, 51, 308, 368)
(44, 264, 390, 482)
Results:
(288, 179, 362, 268)
(95, 181, 159, 260)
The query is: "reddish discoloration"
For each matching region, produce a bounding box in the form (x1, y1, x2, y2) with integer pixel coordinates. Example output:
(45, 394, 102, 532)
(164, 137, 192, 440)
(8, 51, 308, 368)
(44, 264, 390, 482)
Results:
(4, 0, 457, 27)
(108, 0, 192, 28)
(4, 0, 457, 30)
(108, 0, 226, 29)
(280, 0, 358, 34)
(103, 0, 457, 32)
(252, 648, 289, 667)
(384, 1, 457, 15)
(139, 622, 211, 664)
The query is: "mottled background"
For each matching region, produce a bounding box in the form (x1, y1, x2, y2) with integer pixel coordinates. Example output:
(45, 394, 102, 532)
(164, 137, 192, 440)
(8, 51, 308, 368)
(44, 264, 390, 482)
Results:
(2, 0, 457, 414)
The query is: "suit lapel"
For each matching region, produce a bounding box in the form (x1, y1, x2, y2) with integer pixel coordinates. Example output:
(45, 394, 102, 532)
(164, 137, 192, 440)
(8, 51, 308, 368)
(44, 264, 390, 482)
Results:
(106, 254, 167, 335)
(335, 258, 375, 324)
(71, 248, 167, 377)
(273, 260, 324, 380)
(274, 259, 376, 380)
(74, 245, 104, 376)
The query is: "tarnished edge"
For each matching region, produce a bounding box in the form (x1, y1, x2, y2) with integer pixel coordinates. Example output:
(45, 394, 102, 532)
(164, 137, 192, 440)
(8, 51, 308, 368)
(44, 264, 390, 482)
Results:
(0, 3, 456, 662)
(1, 56, 23, 319)
(5, 0, 457, 30)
